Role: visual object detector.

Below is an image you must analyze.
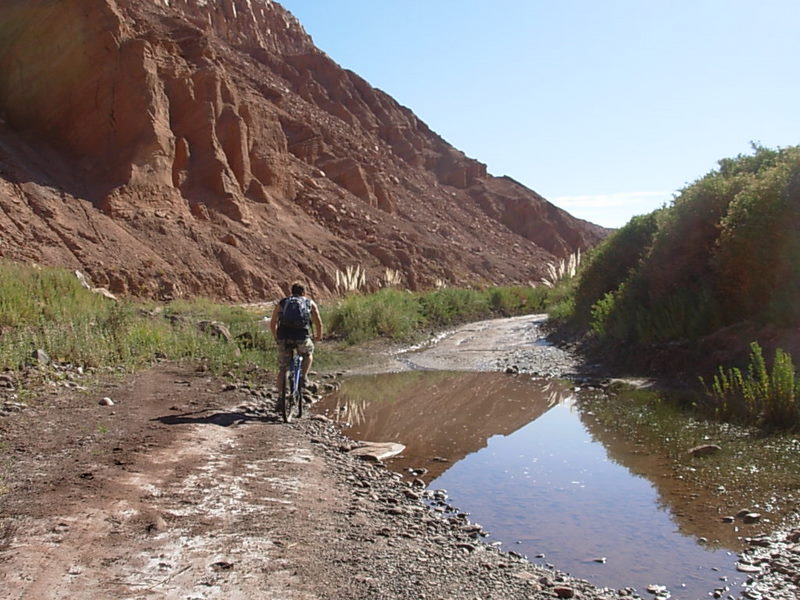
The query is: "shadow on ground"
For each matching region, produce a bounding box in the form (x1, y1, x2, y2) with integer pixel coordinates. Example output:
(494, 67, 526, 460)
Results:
(153, 409, 280, 427)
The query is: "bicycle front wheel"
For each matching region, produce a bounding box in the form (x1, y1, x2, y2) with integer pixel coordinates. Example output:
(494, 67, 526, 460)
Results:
(292, 355, 303, 419)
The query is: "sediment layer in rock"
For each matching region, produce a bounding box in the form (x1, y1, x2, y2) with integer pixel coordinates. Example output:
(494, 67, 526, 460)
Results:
(0, 0, 608, 300)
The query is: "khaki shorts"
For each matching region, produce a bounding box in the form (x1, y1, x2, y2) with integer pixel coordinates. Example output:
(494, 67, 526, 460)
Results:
(277, 338, 314, 369)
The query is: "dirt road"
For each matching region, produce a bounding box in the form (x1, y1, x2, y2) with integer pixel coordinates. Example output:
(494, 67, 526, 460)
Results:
(1, 316, 631, 600)
(358, 314, 580, 376)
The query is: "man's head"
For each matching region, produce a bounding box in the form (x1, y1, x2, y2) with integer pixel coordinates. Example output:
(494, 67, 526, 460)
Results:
(290, 281, 306, 296)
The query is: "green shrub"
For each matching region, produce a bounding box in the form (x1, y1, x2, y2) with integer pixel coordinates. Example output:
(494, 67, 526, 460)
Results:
(572, 213, 660, 328)
(326, 285, 551, 344)
(712, 147, 800, 325)
(701, 342, 799, 429)
(563, 144, 800, 352)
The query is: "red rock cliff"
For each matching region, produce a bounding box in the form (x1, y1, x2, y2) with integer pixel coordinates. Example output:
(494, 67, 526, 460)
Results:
(0, 0, 608, 300)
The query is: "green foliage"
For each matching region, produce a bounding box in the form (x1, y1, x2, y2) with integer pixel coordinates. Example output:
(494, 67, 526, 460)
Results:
(327, 285, 550, 345)
(0, 262, 108, 327)
(0, 261, 274, 375)
(564, 144, 800, 349)
(572, 212, 660, 328)
(701, 342, 799, 429)
(419, 288, 489, 327)
(326, 289, 422, 344)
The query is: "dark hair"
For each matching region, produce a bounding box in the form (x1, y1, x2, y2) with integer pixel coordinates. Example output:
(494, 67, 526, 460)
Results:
(290, 281, 305, 296)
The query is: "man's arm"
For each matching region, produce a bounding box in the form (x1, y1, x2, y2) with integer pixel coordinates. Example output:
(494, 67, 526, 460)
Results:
(269, 303, 281, 340)
(310, 302, 323, 341)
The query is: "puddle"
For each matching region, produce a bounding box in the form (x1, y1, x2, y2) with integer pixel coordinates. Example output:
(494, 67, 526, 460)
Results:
(316, 371, 748, 599)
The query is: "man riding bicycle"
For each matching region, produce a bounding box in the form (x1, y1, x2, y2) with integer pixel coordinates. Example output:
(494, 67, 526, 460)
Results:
(270, 282, 323, 407)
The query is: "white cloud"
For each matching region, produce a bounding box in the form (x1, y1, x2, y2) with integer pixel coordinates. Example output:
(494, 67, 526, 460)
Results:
(552, 191, 672, 209)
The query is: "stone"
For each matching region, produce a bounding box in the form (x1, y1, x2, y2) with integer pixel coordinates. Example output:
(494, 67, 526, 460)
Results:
(348, 441, 405, 462)
(32, 349, 51, 365)
(99, 397, 114, 406)
(646, 584, 667, 594)
(553, 586, 575, 598)
(742, 513, 762, 524)
(736, 563, 762, 573)
(688, 444, 721, 457)
(197, 321, 233, 343)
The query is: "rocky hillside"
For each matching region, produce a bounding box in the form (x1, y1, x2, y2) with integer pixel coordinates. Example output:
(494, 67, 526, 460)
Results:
(0, 0, 608, 301)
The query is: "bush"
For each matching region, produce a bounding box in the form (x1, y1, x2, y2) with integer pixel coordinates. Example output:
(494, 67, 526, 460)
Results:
(326, 289, 422, 344)
(572, 213, 660, 328)
(565, 144, 800, 351)
(701, 342, 799, 429)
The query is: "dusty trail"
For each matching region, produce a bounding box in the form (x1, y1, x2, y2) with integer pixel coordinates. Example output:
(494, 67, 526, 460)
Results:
(0, 366, 339, 600)
(2, 316, 797, 599)
(357, 314, 579, 376)
(1, 316, 624, 600)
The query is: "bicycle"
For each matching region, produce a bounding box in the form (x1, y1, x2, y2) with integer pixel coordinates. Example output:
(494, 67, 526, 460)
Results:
(281, 351, 304, 423)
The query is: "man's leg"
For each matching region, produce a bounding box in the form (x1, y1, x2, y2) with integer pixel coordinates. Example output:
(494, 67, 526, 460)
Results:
(300, 353, 313, 385)
(275, 366, 286, 396)
(298, 338, 315, 387)
(275, 340, 290, 407)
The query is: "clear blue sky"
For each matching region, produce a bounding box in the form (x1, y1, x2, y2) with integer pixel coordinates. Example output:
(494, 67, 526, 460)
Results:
(278, 1, 800, 228)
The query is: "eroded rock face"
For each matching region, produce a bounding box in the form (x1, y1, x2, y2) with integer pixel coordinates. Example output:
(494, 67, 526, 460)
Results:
(0, 0, 609, 300)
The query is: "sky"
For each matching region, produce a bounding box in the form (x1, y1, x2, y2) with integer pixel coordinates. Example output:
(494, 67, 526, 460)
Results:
(278, 1, 800, 228)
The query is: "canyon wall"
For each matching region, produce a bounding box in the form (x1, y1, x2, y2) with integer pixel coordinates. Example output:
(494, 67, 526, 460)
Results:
(0, 0, 607, 300)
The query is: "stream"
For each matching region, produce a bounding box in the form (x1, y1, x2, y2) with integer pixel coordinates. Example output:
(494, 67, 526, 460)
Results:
(315, 315, 759, 598)
(316, 370, 746, 599)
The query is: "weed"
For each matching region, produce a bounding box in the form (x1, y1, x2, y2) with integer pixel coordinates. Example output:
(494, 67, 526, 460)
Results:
(540, 250, 581, 288)
(701, 342, 799, 429)
(334, 265, 366, 295)
(380, 268, 403, 288)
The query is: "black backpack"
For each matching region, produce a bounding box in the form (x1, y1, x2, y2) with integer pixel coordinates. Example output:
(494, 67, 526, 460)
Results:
(280, 296, 311, 331)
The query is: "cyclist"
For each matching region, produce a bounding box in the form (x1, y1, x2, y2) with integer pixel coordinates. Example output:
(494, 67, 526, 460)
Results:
(270, 281, 323, 407)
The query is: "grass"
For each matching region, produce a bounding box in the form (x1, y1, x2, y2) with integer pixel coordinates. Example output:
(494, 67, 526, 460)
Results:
(0, 260, 274, 377)
(325, 285, 551, 344)
(0, 260, 555, 377)
(701, 342, 799, 430)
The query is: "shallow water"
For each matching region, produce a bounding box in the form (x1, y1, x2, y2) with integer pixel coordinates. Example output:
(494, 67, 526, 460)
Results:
(316, 371, 747, 599)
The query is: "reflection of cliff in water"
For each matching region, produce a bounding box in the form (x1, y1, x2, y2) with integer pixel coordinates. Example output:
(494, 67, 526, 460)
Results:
(577, 406, 744, 549)
(316, 372, 572, 482)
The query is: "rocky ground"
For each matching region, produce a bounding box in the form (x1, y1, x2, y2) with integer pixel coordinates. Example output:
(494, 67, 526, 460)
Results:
(0, 315, 798, 599)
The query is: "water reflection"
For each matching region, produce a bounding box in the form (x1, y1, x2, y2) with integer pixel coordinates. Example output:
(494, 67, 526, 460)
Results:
(317, 371, 570, 481)
(316, 372, 745, 598)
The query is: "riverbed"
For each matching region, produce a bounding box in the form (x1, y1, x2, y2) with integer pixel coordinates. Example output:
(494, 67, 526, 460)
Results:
(316, 314, 798, 599)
